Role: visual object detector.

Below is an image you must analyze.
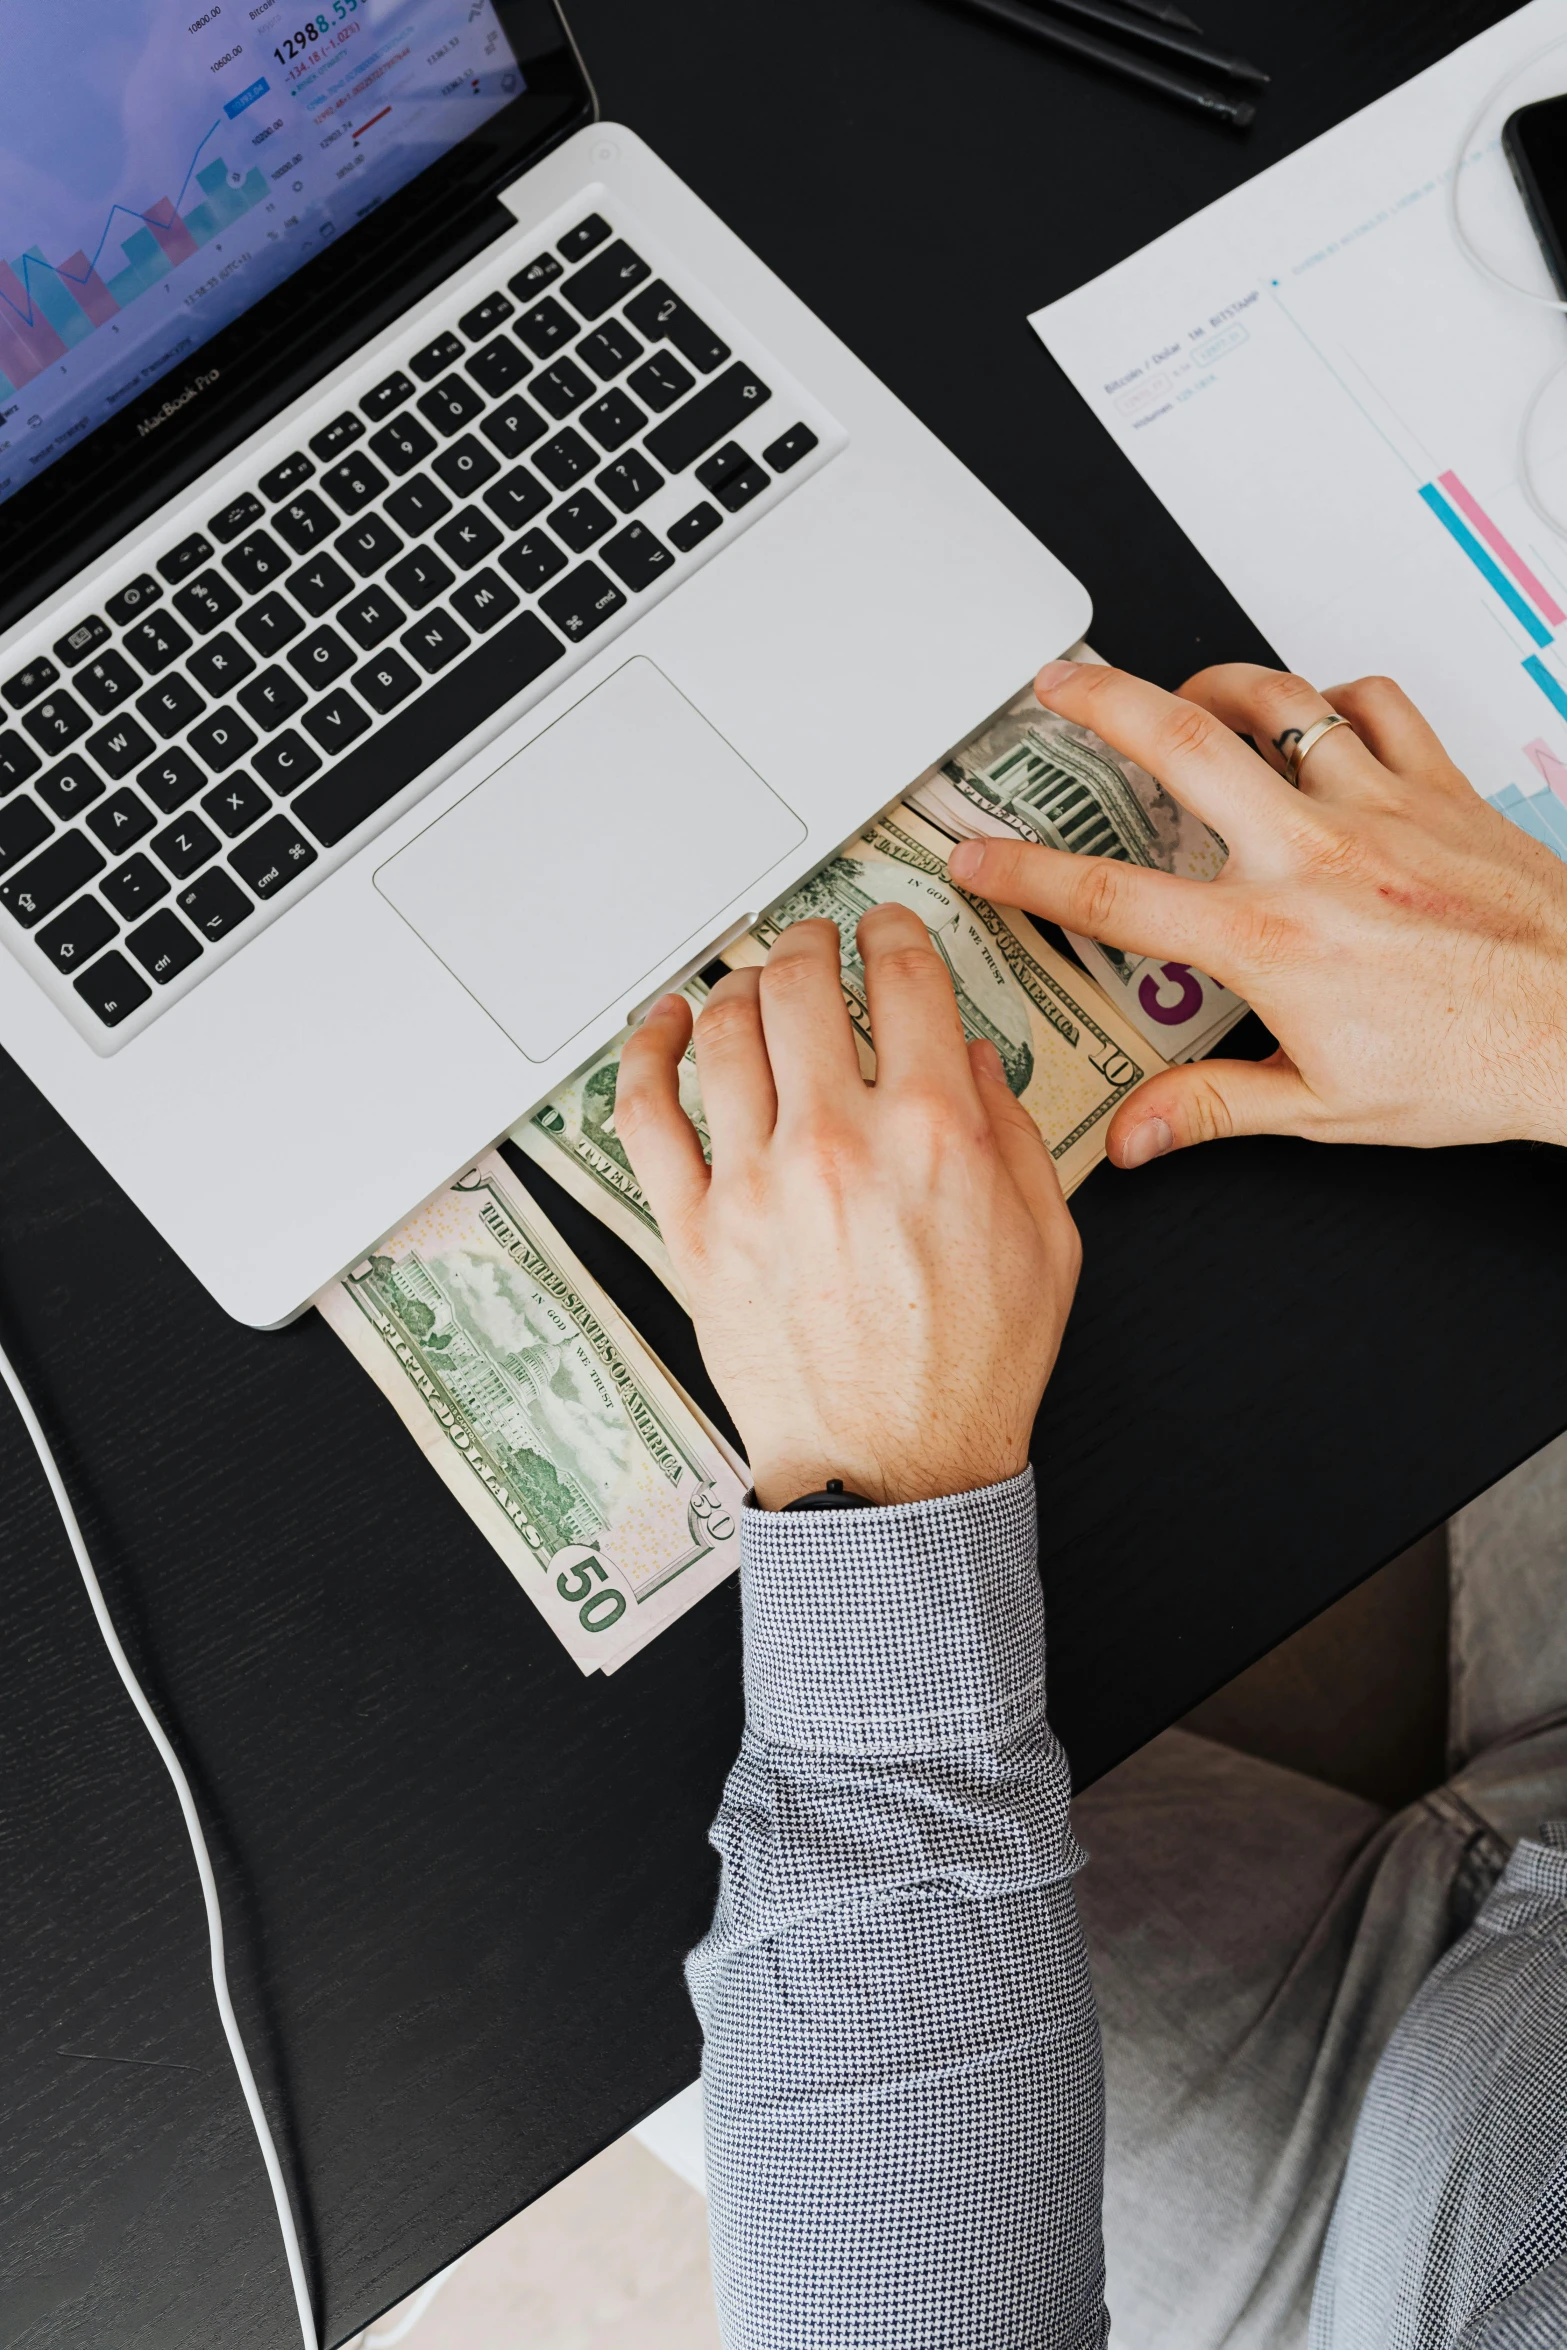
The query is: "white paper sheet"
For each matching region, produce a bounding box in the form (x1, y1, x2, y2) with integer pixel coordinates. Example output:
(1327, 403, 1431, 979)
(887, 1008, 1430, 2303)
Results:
(1032, 1, 1567, 858)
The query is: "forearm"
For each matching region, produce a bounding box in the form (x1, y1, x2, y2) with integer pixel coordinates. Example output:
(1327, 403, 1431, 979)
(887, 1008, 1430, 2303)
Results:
(687, 1471, 1108, 2350)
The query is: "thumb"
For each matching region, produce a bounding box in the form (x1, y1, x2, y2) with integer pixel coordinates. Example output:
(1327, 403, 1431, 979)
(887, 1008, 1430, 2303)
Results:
(1107, 1050, 1321, 1167)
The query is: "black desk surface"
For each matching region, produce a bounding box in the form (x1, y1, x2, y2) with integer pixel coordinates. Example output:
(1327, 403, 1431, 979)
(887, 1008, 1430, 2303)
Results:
(6, 1, 1565, 2342)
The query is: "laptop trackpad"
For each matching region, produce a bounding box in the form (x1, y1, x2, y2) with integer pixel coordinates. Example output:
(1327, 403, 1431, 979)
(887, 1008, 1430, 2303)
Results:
(374, 658, 806, 1063)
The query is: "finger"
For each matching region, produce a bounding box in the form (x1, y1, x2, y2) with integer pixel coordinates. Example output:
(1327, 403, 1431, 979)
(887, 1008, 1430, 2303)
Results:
(757, 917, 865, 1117)
(1105, 1050, 1322, 1165)
(1179, 663, 1382, 801)
(615, 994, 713, 1229)
(948, 834, 1237, 975)
(857, 901, 972, 1097)
(691, 966, 777, 1157)
(968, 1039, 1077, 1260)
(1031, 658, 1303, 857)
(1322, 674, 1471, 794)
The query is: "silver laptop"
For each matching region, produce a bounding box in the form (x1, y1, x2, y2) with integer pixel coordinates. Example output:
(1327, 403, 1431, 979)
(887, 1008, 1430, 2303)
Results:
(0, 0, 1089, 1326)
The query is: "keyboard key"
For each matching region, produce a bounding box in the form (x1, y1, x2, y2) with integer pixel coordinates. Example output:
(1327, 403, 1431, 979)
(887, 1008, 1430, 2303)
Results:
(179, 868, 252, 941)
(450, 569, 520, 634)
(237, 593, 306, 656)
(126, 906, 202, 983)
(483, 467, 549, 531)
(3, 658, 58, 710)
(273, 491, 338, 553)
(539, 562, 627, 643)
(137, 748, 207, 813)
(310, 412, 365, 460)
(362, 369, 415, 422)
(499, 531, 568, 594)
(400, 611, 469, 675)
(533, 357, 595, 419)
(238, 668, 308, 731)
(625, 282, 731, 374)
(335, 514, 404, 579)
(151, 812, 221, 880)
(230, 814, 317, 898)
(290, 554, 355, 617)
(354, 650, 421, 714)
(0, 731, 43, 792)
(320, 453, 387, 515)
(432, 435, 500, 498)
(340, 587, 406, 649)
(302, 687, 371, 753)
(466, 336, 531, 399)
(480, 395, 548, 460)
(579, 318, 643, 380)
(76, 650, 141, 715)
(209, 492, 264, 545)
(515, 296, 575, 359)
(104, 575, 163, 627)
(765, 423, 819, 473)
(38, 894, 116, 973)
(701, 454, 769, 512)
(2, 831, 105, 927)
(252, 731, 320, 793)
(123, 613, 194, 673)
(564, 241, 651, 321)
(384, 474, 453, 537)
(597, 451, 662, 513)
(188, 708, 258, 772)
(558, 213, 611, 263)
(535, 429, 595, 490)
(103, 853, 169, 920)
(157, 533, 213, 585)
(369, 413, 438, 477)
(289, 627, 356, 690)
(173, 571, 242, 634)
(294, 610, 564, 847)
(647, 365, 771, 473)
(259, 452, 315, 501)
(434, 508, 504, 570)
(86, 715, 156, 780)
(386, 548, 455, 611)
(54, 614, 110, 667)
(37, 756, 106, 818)
(412, 330, 464, 382)
(602, 523, 674, 594)
(136, 675, 205, 740)
(188, 633, 257, 695)
(202, 772, 272, 837)
(508, 253, 563, 301)
(551, 492, 614, 553)
(224, 533, 292, 594)
(417, 375, 484, 436)
(88, 789, 157, 851)
(0, 795, 51, 871)
(459, 290, 514, 340)
(24, 691, 91, 754)
(75, 950, 149, 1027)
(628, 351, 694, 413)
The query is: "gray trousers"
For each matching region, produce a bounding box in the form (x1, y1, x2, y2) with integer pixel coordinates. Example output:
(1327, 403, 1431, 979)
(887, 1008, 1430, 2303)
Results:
(1073, 1432, 1567, 2350)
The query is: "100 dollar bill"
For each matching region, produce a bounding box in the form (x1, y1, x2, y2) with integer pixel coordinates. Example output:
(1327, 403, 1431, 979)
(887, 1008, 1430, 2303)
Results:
(315, 1154, 745, 1674)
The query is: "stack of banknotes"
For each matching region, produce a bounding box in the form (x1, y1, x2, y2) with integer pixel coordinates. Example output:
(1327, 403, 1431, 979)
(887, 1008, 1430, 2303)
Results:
(317, 661, 1245, 1672)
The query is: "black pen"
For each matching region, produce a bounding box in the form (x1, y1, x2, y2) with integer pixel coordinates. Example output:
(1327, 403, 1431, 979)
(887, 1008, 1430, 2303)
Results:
(1034, 0, 1267, 87)
(940, 0, 1257, 126)
(1116, 0, 1205, 30)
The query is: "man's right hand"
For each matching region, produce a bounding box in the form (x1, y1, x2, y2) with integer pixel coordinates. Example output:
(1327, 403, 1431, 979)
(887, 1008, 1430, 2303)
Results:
(948, 659, 1567, 1168)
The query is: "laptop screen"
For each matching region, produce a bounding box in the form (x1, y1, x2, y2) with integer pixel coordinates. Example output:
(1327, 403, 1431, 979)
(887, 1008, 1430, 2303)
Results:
(0, 0, 530, 511)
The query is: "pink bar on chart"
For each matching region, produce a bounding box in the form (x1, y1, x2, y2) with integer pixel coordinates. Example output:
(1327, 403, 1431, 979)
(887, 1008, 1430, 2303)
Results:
(0, 260, 66, 388)
(1524, 738, 1567, 808)
(1440, 470, 1567, 628)
(57, 250, 119, 328)
(143, 198, 199, 269)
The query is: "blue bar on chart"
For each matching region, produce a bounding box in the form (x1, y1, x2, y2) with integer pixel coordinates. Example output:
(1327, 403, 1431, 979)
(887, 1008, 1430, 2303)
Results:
(182, 157, 269, 247)
(1418, 482, 1555, 650)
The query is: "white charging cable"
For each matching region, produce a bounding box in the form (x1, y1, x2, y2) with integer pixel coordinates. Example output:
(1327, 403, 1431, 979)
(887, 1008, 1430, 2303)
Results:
(0, 1336, 320, 2350)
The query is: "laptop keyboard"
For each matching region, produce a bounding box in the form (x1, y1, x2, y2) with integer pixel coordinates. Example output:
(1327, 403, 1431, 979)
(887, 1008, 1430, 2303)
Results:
(0, 203, 837, 1049)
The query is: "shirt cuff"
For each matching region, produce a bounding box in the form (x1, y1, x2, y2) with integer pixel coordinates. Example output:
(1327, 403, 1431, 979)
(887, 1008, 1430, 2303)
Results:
(740, 1468, 1044, 1759)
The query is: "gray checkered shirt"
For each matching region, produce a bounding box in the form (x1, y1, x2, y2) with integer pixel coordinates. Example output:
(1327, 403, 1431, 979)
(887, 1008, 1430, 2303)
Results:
(687, 1473, 1567, 2348)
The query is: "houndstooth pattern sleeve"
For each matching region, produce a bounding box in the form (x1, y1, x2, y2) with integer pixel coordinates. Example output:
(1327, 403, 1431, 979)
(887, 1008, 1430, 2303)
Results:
(687, 1470, 1110, 2350)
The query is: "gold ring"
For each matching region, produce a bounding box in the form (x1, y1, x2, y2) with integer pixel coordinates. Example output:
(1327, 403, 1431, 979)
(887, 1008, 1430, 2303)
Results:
(1286, 712, 1352, 784)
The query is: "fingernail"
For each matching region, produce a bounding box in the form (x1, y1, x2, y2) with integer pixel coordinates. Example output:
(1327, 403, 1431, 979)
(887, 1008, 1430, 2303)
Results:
(949, 839, 984, 883)
(973, 1036, 1005, 1079)
(1119, 1117, 1173, 1169)
(1035, 659, 1078, 699)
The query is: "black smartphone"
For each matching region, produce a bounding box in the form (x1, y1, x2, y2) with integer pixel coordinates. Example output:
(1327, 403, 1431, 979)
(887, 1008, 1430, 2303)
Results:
(1504, 94, 1567, 299)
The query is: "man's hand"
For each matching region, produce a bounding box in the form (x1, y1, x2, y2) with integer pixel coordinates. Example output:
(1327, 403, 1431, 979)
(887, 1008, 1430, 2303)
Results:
(948, 659, 1567, 1167)
(615, 907, 1080, 1510)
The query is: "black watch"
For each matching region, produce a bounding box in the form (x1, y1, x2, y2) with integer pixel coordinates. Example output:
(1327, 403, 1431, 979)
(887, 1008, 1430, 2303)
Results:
(781, 1477, 877, 1512)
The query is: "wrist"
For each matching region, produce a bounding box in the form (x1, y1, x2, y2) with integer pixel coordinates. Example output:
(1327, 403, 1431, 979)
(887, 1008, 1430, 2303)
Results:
(750, 1443, 1032, 1513)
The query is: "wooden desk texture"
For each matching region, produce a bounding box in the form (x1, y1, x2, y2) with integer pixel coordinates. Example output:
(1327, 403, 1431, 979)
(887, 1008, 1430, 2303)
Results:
(5, 1, 1566, 2342)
